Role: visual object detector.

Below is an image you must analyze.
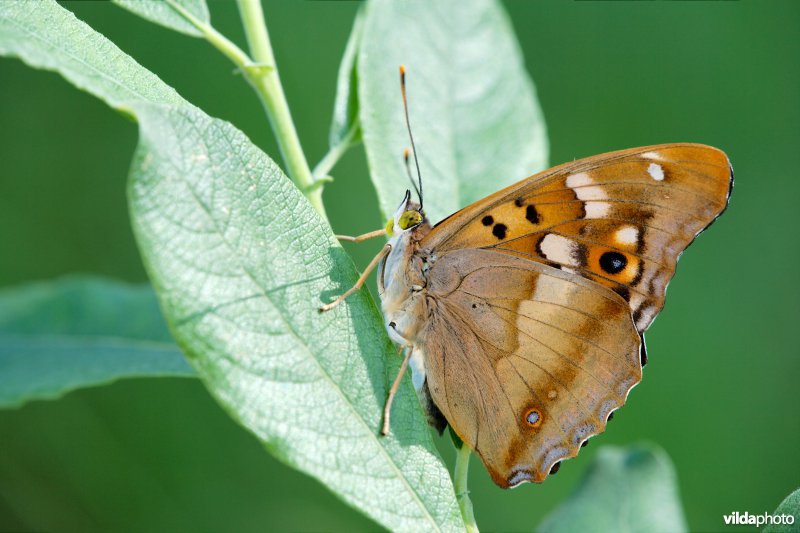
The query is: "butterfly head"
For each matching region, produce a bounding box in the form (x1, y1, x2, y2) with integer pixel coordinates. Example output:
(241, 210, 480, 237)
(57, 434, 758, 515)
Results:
(385, 189, 427, 237)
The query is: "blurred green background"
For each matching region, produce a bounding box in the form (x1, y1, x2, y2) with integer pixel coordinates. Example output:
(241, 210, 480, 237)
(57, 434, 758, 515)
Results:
(1, 1, 798, 531)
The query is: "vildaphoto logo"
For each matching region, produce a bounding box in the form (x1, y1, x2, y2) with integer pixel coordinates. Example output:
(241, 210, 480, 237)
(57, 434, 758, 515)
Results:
(723, 511, 795, 527)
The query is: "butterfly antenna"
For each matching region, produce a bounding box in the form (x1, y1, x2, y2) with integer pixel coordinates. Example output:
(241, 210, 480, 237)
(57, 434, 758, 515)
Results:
(403, 147, 422, 201)
(400, 65, 423, 208)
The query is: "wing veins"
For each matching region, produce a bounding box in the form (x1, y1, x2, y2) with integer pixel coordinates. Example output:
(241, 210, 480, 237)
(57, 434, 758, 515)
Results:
(525, 178, 722, 207)
(484, 249, 662, 304)
(428, 147, 730, 250)
(505, 357, 573, 445)
(457, 286, 631, 369)
(484, 303, 617, 415)
(452, 262, 626, 307)
(519, 197, 711, 225)
(489, 213, 685, 242)
(444, 302, 525, 441)
(485, 298, 637, 372)
(538, 229, 672, 270)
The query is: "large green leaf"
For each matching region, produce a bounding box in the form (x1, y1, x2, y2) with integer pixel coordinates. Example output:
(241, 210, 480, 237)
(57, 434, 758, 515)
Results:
(358, 0, 549, 223)
(0, 276, 193, 408)
(0, 2, 463, 530)
(128, 102, 462, 532)
(537, 444, 688, 533)
(764, 487, 800, 533)
(112, 0, 210, 37)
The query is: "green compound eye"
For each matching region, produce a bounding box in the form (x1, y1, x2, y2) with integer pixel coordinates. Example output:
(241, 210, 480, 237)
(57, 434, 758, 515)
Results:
(398, 210, 422, 230)
(384, 218, 395, 236)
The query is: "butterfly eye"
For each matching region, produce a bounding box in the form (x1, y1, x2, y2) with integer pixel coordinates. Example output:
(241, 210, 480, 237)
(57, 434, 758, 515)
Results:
(384, 218, 395, 236)
(398, 210, 423, 230)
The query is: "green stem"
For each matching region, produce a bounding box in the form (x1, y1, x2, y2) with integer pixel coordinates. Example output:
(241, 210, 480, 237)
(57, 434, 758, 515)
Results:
(235, 0, 326, 218)
(165, 0, 327, 219)
(165, 1, 250, 68)
(312, 123, 359, 182)
(454, 444, 479, 533)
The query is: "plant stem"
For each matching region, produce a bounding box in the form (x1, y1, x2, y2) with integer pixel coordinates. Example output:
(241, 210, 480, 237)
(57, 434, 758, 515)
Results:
(312, 123, 359, 182)
(165, 1, 250, 69)
(165, 0, 327, 219)
(235, 0, 326, 218)
(454, 444, 479, 533)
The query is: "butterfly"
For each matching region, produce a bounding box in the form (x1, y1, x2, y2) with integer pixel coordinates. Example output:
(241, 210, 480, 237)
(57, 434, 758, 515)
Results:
(321, 67, 733, 487)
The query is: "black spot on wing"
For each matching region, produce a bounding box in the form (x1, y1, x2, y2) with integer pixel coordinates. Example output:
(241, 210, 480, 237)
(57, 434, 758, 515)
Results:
(600, 251, 627, 274)
(482, 215, 494, 226)
(492, 223, 507, 240)
(526, 204, 540, 224)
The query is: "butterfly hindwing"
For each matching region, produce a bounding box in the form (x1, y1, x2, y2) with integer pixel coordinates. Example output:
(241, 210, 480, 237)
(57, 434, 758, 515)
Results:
(419, 249, 641, 486)
(422, 144, 733, 331)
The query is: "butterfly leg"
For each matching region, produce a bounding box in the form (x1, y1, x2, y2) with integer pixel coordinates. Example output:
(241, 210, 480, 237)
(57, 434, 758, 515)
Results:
(335, 228, 387, 243)
(381, 346, 412, 436)
(319, 243, 392, 312)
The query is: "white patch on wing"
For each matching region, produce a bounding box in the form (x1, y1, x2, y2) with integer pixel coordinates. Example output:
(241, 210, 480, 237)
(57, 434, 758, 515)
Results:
(584, 201, 611, 218)
(615, 226, 639, 245)
(567, 172, 607, 202)
(507, 470, 533, 487)
(566, 172, 592, 188)
(647, 163, 665, 181)
(629, 293, 646, 312)
(576, 186, 607, 201)
(540, 234, 580, 266)
(635, 305, 658, 330)
(641, 151, 664, 161)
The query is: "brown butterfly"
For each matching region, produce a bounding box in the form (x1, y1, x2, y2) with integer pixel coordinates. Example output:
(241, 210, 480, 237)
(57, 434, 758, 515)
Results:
(321, 67, 733, 487)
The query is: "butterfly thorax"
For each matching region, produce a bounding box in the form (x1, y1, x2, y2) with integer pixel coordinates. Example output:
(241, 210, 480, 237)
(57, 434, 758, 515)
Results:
(380, 221, 432, 347)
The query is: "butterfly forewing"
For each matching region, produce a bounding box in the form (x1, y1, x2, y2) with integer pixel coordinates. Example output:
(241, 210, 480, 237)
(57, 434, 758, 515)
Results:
(423, 144, 733, 332)
(420, 249, 641, 486)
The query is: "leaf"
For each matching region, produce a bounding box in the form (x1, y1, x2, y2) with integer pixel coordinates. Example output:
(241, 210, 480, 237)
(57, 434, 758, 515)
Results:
(0, 3, 463, 530)
(0, 276, 194, 408)
(764, 487, 800, 533)
(0, 0, 185, 111)
(128, 102, 463, 532)
(112, 0, 210, 38)
(329, 7, 364, 149)
(358, 0, 549, 223)
(537, 444, 688, 533)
